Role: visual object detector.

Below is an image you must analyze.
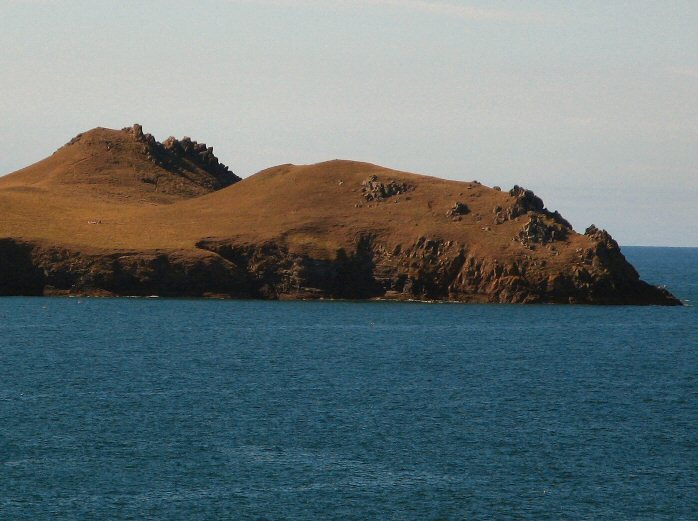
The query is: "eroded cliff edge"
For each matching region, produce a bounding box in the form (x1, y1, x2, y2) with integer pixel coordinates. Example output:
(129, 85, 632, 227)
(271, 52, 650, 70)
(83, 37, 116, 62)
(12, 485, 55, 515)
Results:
(0, 221, 679, 304)
(0, 126, 681, 305)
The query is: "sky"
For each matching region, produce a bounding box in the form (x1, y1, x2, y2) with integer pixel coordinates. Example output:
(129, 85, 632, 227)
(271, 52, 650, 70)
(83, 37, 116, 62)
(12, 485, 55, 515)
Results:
(1, 0, 696, 246)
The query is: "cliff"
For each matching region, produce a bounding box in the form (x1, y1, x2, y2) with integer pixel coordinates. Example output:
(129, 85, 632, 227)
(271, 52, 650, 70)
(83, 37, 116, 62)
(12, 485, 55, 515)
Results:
(0, 125, 681, 305)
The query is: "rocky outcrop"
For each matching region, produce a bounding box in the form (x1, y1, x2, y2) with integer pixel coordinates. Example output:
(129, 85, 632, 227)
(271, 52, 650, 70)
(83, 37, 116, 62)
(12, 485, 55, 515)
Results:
(447, 202, 470, 219)
(124, 124, 240, 190)
(494, 185, 572, 229)
(516, 215, 568, 248)
(60, 125, 241, 199)
(361, 175, 414, 201)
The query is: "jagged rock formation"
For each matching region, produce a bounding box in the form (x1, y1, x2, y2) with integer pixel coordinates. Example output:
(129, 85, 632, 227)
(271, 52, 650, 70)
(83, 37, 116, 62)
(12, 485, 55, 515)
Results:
(361, 175, 414, 201)
(493, 185, 572, 229)
(516, 215, 568, 247)
(2, 225, 676, 305)
(0, 129, 682, 305)
(55, 124, 240, 202)
(123, 124, 238, 191)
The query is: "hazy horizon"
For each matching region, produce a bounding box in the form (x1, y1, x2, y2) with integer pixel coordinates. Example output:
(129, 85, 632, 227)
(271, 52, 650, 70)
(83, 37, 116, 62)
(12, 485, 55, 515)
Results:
(2, 1, 696, 246)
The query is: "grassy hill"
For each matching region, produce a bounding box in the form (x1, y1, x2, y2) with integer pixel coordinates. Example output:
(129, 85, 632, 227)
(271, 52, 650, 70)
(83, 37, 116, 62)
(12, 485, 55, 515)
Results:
(0, 125, 680, 304)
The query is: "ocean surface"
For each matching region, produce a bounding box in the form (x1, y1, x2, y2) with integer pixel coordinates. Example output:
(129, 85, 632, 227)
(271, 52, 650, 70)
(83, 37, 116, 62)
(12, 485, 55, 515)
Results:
(1, 246, 696, 520)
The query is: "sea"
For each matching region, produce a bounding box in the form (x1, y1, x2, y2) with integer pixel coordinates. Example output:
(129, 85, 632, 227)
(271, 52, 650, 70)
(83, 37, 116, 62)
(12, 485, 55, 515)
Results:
(1, 246, 696, 520)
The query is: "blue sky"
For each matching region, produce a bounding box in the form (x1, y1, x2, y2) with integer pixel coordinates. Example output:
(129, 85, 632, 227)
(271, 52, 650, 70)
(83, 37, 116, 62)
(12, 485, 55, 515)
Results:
(1, 1, 696, 245)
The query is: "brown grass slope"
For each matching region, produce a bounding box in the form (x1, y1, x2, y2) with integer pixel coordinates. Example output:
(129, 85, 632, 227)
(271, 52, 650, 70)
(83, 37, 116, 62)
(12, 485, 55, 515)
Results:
(0, 125, 238, 247)
(0, 126, 680, 304)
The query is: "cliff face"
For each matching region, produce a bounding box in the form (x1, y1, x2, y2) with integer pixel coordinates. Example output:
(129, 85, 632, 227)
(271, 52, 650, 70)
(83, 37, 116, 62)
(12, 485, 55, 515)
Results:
(0, 239, 45, 296)
(0, 127, 681, 305)
(1, 230, 677, 304)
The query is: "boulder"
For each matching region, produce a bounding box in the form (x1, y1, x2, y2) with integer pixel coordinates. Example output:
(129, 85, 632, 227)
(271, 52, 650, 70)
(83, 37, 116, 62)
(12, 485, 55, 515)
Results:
(447, 202, 470, 217)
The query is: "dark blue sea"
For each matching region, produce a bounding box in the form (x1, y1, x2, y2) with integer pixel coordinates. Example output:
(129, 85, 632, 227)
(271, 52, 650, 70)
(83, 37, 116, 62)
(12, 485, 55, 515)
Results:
(1, 247, 697, 520)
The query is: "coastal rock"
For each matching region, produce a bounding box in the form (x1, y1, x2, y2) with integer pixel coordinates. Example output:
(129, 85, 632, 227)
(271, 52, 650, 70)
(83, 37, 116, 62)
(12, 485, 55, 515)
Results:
(0, 239, 44, 296)
(1, 230, 676, 306)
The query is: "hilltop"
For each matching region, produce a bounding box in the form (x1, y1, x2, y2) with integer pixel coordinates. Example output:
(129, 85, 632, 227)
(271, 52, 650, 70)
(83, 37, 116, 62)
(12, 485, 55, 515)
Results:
(0, 125, 680, 304)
